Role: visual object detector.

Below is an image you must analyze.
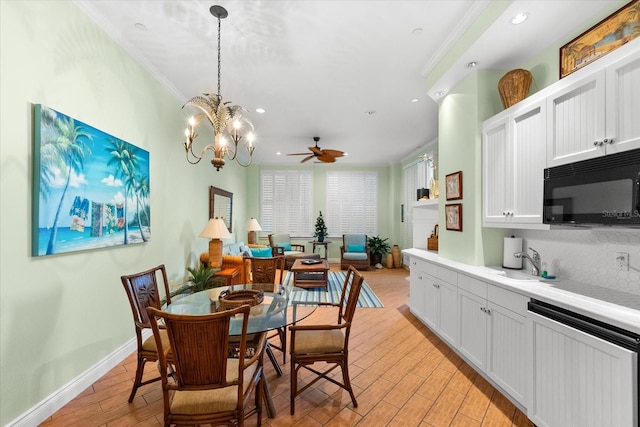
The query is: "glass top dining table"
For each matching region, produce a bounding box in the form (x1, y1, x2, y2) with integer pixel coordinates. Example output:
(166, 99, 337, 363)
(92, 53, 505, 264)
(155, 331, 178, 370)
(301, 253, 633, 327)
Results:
(163, 284, 318, 336)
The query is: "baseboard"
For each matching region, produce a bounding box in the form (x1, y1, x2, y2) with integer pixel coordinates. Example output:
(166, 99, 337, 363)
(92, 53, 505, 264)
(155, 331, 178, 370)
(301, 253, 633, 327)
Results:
(6, 333, 144, 427)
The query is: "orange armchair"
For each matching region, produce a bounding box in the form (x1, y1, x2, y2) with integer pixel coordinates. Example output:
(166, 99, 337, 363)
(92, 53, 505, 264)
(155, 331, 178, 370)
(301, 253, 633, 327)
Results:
(199, 252, 250, 285)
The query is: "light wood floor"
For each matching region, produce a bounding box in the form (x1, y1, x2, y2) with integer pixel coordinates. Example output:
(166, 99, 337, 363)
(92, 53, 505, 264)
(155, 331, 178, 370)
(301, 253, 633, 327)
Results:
(40, 265, 534, 427)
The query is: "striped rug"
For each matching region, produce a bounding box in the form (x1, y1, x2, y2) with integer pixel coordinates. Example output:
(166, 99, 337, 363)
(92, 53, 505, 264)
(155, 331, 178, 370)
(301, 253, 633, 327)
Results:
(283, 270, 384, 308)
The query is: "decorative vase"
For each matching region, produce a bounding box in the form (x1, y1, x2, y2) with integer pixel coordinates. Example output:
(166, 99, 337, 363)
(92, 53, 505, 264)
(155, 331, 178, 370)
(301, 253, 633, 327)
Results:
(317, 235, 324, 242)
(392, 245, 401, 268)
(386, 253, 394, 269)
(498, 68, 532, 109)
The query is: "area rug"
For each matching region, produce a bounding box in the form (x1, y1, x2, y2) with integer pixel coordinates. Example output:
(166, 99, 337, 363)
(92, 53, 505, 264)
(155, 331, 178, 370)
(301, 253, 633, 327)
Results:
(283, 270, 384, 308)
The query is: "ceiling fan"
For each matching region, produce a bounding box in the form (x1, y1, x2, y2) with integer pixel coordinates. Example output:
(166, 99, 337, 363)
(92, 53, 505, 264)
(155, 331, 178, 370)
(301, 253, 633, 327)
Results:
(288, 137, 345, 163)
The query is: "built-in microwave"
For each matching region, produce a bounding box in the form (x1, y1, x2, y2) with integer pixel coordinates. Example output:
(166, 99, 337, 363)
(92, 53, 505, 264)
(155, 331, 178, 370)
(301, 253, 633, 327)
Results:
(543, 148, 640, 226)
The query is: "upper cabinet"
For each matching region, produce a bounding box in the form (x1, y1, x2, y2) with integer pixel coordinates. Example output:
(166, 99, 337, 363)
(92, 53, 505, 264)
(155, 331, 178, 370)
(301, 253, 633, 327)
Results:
(547, 47, 640, 166)
(483, 96, 547, 228)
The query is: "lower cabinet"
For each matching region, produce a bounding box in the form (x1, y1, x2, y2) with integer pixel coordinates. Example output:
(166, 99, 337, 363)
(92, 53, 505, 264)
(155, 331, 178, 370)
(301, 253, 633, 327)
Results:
(457, 274, 528, 406)
(409, 257, 458, 346)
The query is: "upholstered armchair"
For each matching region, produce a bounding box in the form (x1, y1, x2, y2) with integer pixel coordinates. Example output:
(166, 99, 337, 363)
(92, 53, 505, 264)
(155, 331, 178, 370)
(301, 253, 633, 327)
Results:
(200, 252, 249, 285)
(340, 234, 370, 270)
(268, 233, 319, 269)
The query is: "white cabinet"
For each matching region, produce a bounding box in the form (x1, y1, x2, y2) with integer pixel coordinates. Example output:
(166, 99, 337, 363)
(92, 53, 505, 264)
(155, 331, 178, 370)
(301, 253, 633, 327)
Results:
(457, 274, 528, 406)
(483, 98, 547, 228)
(408, 257, 458, 346)
(527, 311, 637, 427)
(547, 46, 640, 166)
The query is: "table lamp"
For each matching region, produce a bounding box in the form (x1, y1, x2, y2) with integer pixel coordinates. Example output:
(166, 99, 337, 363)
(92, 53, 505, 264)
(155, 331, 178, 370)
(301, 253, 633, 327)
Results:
(246, 217, 262, 245)
(199, 217, 231, 269)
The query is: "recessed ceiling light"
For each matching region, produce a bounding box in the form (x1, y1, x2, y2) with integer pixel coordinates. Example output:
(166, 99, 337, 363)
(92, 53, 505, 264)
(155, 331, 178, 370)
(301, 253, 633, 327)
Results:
(365, 110, 376, 116)
(276, 152, 281, 156)
(434, 91, 446, 98)
(467, 61, 478, 68)
(410, 98, 419, 103)
(255, 108, 266, 114)
(412, 28, 423, 36)
(134, 22, 147, 31)
(344, 152, 349, 156)
(510, 12, 528, 25)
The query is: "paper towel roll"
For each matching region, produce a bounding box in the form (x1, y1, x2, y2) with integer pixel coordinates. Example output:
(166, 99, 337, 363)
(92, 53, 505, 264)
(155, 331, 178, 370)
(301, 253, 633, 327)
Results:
(503, 236, 523, 269)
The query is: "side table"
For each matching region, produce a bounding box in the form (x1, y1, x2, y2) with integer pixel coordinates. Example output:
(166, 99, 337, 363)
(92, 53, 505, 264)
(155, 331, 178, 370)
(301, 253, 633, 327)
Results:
(309, 240, 331, 259)
(214, 266, 241, 285)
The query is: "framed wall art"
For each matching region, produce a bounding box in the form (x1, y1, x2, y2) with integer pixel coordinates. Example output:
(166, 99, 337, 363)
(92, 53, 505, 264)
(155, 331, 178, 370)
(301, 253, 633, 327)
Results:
(32, 104, 150, 256)
(445, 204, 463, 232)
(209, 186, 233, 232)
(445, 171, 463, 200)
(559, 0, 640, 78)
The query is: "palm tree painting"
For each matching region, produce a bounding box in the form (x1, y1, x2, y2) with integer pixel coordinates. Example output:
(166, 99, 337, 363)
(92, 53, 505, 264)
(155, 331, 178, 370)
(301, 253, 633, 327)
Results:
(32, 104, 150, 256)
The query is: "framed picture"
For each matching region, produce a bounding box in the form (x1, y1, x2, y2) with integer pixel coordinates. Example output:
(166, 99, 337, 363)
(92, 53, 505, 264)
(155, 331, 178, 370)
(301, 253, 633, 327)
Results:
(445, 204, 463, 232)
(32, 104, 150, 256)
(445, 171, 463, 200)
(559, 0, 640, 79)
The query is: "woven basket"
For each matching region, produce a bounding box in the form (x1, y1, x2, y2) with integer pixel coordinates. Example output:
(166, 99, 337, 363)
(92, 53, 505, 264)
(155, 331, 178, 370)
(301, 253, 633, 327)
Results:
(498, 69, 532, 109)
(218, 289, 264, 311)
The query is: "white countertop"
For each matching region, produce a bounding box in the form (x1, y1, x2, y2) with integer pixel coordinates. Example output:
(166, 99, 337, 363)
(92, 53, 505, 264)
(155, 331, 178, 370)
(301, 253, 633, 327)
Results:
(403, 248, 640, 335)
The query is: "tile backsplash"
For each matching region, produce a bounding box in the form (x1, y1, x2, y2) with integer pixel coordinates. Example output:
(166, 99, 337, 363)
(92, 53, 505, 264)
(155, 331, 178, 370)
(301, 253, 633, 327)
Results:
(516, 228, 640, 296)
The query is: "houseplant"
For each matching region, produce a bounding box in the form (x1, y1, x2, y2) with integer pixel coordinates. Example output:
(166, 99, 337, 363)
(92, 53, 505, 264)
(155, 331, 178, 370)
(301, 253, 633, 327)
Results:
(368, 235, 390, 266)
(313, 211, 328, 242)
(169, 264, 224, 299)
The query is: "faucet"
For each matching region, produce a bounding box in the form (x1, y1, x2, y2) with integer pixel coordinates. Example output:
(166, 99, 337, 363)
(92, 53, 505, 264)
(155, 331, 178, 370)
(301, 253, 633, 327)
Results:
(513, 247, 541, 276)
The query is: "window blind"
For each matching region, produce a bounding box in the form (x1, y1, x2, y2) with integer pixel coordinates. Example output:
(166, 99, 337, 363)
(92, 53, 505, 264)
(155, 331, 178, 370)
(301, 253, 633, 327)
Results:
(260, 170, 312, 237)
(326, 171, 377, 235)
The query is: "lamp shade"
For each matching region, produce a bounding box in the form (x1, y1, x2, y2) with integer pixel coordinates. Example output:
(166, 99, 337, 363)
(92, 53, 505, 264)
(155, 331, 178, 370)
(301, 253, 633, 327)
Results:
(246, 217, 262, 231)
(199, 217, 231, 239)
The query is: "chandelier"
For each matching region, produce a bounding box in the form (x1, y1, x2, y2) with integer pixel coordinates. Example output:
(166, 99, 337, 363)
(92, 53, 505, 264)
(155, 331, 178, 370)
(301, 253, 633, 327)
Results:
(183, 5, 256, 171)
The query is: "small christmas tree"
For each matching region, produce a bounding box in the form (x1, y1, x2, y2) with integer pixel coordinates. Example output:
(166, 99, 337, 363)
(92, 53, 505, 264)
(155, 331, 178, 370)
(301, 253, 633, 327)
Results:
(314, 211, 328, 242)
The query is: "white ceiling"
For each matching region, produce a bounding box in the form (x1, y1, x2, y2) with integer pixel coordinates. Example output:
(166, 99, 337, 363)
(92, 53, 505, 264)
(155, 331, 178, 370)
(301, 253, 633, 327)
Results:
(73, 0, 620, 166)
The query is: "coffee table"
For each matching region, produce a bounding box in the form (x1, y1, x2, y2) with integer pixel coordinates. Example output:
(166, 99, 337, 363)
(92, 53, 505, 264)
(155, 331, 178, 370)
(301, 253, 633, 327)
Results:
(290, 258, 329, 289)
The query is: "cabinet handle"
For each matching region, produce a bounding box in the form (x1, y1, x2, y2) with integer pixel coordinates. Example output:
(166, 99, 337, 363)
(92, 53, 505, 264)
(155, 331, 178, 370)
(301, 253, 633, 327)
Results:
(418, 276, 422, 280)
(480, 307, 486, 312)
(486, 308, 491, 315)
(593, 140, 603, 146)
(502, 211, 507, 216)
(604, 137, 614, 144)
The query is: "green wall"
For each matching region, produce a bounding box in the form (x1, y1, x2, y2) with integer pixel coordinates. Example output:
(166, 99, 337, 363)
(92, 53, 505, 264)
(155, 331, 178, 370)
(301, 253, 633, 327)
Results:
(0, 1, 249, 424)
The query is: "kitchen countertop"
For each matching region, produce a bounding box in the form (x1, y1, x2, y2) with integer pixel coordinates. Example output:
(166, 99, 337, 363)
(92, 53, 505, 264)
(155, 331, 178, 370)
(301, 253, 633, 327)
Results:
(403, 248, 640, 335)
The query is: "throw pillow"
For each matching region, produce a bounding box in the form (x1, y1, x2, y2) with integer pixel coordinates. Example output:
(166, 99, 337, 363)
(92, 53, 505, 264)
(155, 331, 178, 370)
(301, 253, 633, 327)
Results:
(250, 247, 272, 258)
(239, 245, 252, 257)
(347, 244, 365, 253)
(281, 243, 291, 252)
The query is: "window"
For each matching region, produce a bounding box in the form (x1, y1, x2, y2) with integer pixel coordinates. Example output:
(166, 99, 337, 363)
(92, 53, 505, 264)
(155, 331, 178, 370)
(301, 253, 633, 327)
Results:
(260, 170, 312, 237)
(326, 171, 377, 235)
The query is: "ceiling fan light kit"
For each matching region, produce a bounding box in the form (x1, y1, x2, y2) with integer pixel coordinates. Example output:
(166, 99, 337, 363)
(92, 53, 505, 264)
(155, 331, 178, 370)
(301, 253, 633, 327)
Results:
(182, 5, 256, 171)
(287, 137, 345, 163)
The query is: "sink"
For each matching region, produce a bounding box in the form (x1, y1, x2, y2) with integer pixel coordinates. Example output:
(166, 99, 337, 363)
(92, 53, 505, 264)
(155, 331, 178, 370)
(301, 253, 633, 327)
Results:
(485, 266, 540, 282)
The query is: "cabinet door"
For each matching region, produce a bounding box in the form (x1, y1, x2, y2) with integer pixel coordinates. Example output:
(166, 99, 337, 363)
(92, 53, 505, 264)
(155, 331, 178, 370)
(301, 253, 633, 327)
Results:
(605, 49, 640, 155)
(486, 303, 527, 406)
(528, 312, 637, 427)
(409, 268, 426, 321)
(422, 274, 439, 331)
(547, 70, 606, 166)
(438, 279, 458, 346)
(511, 102, 546, 224)
(457, 288, 487, 370)
(483, 116, 510, 225)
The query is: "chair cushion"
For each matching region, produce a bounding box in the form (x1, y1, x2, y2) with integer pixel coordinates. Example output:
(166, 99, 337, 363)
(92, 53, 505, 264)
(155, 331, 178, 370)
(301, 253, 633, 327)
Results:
(142, 329, 170, 353)
(170, 359, 258, 414)
(294, 329, 345, 354)
(343, 252, 368, 261)
(269, 233, 290, 246)
(250, 247, 272, 258)
(281, 243, 291, 251)
(346, 244, 365, 253)
(344, 234, 366, 247)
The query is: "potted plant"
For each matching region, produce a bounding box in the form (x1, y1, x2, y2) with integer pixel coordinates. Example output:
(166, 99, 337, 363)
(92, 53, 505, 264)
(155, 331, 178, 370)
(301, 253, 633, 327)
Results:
(171, 264, 224, 298)
(368, 235, 390, 266)
(313, 211, 328, 242)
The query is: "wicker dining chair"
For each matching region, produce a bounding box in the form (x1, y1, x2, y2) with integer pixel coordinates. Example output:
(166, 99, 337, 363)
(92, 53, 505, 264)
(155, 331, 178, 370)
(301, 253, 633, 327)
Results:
(246, 255, 287, 368)
(146, 305, 266, 427)
(289, 266, 365, 414)
(120, 264, 173, 402)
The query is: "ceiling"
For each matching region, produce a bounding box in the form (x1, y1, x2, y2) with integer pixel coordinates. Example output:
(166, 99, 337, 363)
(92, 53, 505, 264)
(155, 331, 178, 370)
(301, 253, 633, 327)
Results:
(73, 0, 620, 166)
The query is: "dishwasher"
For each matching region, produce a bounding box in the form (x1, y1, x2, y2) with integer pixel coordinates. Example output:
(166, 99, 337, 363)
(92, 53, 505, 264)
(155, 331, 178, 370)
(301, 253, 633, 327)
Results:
(528, 299, 639, 427)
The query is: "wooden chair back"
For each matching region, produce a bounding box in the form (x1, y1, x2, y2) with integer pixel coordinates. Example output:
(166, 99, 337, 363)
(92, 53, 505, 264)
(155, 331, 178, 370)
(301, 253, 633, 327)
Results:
(121, 264, 171, 331)
(147, 305, 249, 390)
(247, 256, 285, 290)
(338, 266, 365, 326)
